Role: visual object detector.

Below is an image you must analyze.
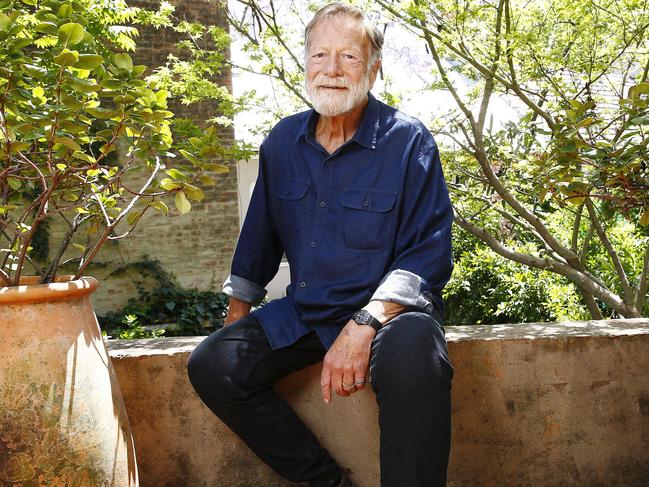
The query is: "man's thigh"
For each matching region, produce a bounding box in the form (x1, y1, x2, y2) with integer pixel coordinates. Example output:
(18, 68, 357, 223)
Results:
(192, 315, 326, 390)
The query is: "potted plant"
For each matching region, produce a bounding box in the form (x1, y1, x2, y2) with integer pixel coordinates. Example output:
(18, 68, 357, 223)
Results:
(0, 0, 247, 484)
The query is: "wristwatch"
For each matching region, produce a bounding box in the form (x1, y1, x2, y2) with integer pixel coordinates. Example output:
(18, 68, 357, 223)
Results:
(352, 309, 382, 332)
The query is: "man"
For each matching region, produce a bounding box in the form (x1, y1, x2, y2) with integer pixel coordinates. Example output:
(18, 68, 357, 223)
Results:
(188, 3, 454, 486)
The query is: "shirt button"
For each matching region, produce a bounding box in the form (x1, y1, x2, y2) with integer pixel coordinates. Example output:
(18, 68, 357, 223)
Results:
(362, 200, 369, 207)
(310, 241, 316, 248)
(319, 201, 327, 208)
(299, 281, 306, 288)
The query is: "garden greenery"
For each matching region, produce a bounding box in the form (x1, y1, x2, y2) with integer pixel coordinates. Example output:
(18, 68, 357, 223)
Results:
(224, 0, 648, 320)
(0, 0, 252, 286)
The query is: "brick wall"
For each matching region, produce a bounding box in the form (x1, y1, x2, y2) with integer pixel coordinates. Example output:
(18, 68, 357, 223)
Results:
(62, 0, 238, 315)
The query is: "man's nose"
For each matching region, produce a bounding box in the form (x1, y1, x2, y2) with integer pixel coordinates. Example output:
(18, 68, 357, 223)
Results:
(323, 54, 343, 77)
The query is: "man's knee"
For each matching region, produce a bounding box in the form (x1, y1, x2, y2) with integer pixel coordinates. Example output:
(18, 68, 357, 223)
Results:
(369, 311, 453, 394)
(187, 330, 250, 407)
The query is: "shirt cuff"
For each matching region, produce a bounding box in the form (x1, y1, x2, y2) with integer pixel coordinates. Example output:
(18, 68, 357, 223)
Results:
(370, 269, 434, 313)
(222, 274, 267, 306)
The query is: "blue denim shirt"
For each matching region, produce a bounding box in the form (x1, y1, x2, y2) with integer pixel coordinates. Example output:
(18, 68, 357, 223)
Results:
(223, 93, 453, 350)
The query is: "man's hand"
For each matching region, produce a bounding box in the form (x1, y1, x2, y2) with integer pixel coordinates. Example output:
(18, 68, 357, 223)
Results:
(320, 320, 376, 403)
(320, 300, 406, 403)
(224, 297, 252, 325)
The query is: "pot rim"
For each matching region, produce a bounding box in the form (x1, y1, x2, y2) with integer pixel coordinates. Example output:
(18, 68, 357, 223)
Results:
(0, 275, 98, 305)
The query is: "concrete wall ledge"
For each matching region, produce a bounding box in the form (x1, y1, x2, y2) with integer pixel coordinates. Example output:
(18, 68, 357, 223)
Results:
(108, 318, 649, 487)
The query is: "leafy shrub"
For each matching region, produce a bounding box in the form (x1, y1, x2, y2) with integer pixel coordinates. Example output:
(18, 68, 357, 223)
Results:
(444, 229, 591, 325)
(98, 258, 228, 337)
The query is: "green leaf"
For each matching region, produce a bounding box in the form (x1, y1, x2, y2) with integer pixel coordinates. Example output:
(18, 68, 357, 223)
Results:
(60, 120, 89, 134)
(75, 54, 104, 70)
(13, 38, 32, 49)
(175, 191, 191, 215)
(85, 106, 120, 118)
(629, 83, 649, 100)
(640, 211, 649, 227)
(68, 77, 101, 93)
(35, 22, 58, 35)
(160, 178, 181, 190)
(53, 48, 79, 67)
(114, 94, 135, 104)
(7, 177, 21, 190)
(198, 175, 215, 186)
(0, 13, 12, 31)
(150, 199, 169, 215)
(54, 136, 81, 151)
(57, 4, 74, 18)
(178, 149, 202, 165)
(21, 64, 48, 77)
(87, 168, 101, 177)
(629, 116, 649, 125)
(9, 142, 29, 152)
(72, 152, 96, 164)
(72, 243, 86, 252)
(58, 23, 85, 47)
(113, 53, 133, 72)
(205, 162, 229, 173)
(62, 191, 80, 202)
(183, 184, 204, 202)
(126, 211, 141, 226)
(165, 168, 187, 181)
(56, 163, 67, 171)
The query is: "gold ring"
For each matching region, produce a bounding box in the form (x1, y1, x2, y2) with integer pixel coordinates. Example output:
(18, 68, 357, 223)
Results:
(342, 382, 355, 390)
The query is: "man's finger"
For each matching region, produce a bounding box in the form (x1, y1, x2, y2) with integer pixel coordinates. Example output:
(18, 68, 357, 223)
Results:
(320, 366, 331, 404)
(353, 374, 367, 390)
(342, 370, 357, 395)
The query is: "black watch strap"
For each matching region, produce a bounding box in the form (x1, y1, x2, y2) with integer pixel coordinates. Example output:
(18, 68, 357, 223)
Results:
(352, 309, 382, 332)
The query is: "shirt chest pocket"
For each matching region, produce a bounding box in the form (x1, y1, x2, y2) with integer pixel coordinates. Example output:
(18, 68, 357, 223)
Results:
(276, 178, 310, 201)
(340, 188, 397, 252)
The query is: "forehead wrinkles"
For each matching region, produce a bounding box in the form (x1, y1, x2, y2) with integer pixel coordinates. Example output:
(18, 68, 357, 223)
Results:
(307, 16, 369, 56)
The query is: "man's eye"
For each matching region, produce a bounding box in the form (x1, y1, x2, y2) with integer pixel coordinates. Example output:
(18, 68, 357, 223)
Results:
(313, 53, 325, 58)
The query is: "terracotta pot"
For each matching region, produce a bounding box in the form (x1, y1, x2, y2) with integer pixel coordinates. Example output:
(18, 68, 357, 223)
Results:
(0, 276, 138, 486)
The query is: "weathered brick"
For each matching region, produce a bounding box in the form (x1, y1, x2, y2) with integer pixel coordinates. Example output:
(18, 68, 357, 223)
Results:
(84, 0, 238, 314)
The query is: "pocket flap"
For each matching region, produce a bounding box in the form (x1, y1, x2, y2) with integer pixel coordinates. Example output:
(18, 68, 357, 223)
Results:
(341, 189, 397, 213)
(276, 178, 310, 200)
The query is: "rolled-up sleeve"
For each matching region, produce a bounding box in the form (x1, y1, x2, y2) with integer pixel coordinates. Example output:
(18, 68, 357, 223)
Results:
(371, 141, 453, 313)
(223, 144, 283, 306)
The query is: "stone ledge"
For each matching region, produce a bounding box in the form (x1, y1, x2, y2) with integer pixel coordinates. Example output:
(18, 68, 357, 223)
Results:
(108, 318, 649, 487)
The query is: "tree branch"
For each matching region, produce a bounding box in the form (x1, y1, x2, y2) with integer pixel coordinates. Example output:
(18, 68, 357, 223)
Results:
(636, 242, 649, 312)
(585, 198, 634, 304)
(453, 209, 639, 317)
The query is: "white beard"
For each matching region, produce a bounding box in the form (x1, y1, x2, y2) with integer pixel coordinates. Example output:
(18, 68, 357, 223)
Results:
(305, 71, 371, 117)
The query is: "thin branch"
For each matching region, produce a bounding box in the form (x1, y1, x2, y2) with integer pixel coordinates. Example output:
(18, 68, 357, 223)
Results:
(571, 201, 585, 254)
(477, 0, 505, 133)
(421, 30, 476, 129)
(454, 208, 639, 317)
(585, 198, 634, 303)
(40, 214, 89, 283)
(579, 286, 605, 319)
(74, 158, 162, 279)
(636, 242, 649, 311)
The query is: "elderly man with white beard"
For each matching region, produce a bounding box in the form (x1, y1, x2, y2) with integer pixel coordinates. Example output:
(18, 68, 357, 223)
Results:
(188, 3, 454, 486)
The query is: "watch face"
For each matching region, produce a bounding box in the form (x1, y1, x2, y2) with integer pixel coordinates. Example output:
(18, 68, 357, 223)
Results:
(354, 310, 372, 325)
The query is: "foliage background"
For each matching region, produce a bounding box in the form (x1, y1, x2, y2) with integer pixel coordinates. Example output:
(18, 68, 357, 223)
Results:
(224, 0, 649, 324)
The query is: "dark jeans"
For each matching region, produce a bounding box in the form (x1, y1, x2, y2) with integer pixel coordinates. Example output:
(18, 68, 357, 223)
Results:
(187, 311, 453, 487)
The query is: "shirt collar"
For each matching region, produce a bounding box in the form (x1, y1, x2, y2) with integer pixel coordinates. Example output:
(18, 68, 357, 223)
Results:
(295, 92, 380, 151)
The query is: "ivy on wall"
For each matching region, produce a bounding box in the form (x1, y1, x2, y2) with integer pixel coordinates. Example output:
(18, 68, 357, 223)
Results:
(98, 258, 228, 338)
